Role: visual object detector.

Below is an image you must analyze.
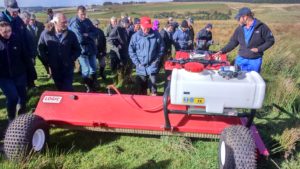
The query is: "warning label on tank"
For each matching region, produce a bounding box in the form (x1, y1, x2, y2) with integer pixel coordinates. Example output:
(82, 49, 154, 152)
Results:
(183, 97, 205, 104)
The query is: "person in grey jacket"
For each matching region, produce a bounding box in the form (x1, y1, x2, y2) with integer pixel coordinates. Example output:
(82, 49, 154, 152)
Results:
(69, 6, 98, 92)
(196, 23, 213, 51)
(92, 19, 107, 80)
(108, 18, 131, 86)
(129, 16, 165, 95)
(217, 7, 275, 72)
(38, 13, 81, 91)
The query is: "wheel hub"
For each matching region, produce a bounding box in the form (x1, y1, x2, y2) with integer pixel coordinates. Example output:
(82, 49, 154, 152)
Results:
(32, 129, 46, 151)
(221, 141, 226, 166)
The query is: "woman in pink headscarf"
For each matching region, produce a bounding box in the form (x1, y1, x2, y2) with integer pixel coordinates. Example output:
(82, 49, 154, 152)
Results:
(152, 19, 160, 32)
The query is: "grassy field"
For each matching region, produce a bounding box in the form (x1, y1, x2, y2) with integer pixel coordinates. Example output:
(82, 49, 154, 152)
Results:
(1, 2, 300, 169)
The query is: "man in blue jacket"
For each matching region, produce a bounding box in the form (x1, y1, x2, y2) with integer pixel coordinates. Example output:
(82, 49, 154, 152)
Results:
(172, 20, 193, 51)
(129, 16, 165, 95)
(38, 13, 81, 91)
(0, 21, 34, 122)
(217, 7, 275, 73)
(69, 6, 98, 92)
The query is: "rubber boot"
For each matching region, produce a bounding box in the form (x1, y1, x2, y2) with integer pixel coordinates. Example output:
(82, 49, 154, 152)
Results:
(91, 74, 99, 91)
(83, 78, 92, 93)
(99, 67, 106, 80)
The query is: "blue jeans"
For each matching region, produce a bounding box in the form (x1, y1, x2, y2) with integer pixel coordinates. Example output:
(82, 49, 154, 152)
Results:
(78, 54, 97, 78)
(235, 56, 262, 73)
(0, 74, 27, 120)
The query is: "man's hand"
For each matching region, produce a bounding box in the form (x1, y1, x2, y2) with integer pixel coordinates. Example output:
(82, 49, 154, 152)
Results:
(251, 48, 258, 53)
(83, 33, 88, 37)
(118, 45, 122, 49)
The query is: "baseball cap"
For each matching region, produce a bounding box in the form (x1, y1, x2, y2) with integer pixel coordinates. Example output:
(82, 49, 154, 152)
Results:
(141, 16, 152, 29)
(235, 7, 252, 20)
(4, 0, 19, 12)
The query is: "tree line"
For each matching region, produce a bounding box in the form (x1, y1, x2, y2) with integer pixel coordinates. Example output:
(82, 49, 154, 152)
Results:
(154, 10, 232, 20)
(103, 1, 146, 6)
(173, 0, 300, 3)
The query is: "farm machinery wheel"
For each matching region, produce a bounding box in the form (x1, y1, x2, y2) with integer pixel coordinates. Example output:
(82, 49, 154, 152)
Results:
(4, 114, 49, 161)
(218, 125, 256, 169)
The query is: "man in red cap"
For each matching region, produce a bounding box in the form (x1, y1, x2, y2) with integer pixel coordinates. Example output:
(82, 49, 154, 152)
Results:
(129, 16, 165, 95)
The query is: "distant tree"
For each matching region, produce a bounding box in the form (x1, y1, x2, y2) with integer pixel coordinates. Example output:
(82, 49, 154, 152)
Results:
(103, 2, 113, 6)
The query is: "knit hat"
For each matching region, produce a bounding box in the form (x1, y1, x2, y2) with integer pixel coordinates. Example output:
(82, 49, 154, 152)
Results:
(133, 18, 140, 25)
(152, 19, 160, 31)
(205, 23, 213, 29)
(121, 17, 130, 24)
(181, 20, 189, 28)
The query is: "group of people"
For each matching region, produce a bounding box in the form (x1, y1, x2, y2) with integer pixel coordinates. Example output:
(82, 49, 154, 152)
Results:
(0, 0, 275, 122)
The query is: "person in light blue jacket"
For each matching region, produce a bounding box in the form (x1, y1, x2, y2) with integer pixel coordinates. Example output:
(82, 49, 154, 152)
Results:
(172, 20, 193, 51)
(129, 16, 165, 96)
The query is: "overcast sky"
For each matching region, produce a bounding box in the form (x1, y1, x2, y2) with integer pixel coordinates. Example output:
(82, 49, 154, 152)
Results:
(0, 0, 170, 7)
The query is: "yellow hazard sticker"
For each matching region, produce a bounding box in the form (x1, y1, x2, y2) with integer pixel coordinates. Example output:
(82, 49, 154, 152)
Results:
(194, 98, 205, 104)
(183, 97, 205, 104)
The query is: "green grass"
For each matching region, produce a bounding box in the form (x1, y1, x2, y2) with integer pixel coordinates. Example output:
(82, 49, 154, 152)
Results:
(1, 2, 300, 169)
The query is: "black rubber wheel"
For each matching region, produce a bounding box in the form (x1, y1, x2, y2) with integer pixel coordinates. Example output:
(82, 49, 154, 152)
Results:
(218, 125, 256, 169)
(4, 114, 49, 161)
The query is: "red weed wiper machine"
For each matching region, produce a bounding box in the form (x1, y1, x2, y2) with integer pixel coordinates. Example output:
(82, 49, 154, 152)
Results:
(4, 50, 268, 169)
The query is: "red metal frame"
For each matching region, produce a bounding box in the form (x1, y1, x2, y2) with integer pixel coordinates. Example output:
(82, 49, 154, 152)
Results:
(35, 91, 269, 156)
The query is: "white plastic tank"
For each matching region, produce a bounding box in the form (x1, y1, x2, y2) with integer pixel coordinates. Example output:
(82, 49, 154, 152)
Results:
(170, 69, 266, 113)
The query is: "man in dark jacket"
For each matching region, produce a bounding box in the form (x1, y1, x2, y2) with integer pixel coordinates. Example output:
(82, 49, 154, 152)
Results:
(46, 8, 54, 23)
(128, 18, 140, 42)
(172, 20, 193, 51)
(217, 7, 275, 72)
(0, 0, 37, 88)
(108, 18, 131, 86)
(196, 23, 213, 51)
(20, 11, 38, 88)
(187, 17, 195, 44)
(29, 13, 48, 77)
(160, 23, 174, 63)
(129, 16, 165, 95)
(38, 13, 81, 91)
(92, 19, 107, 80)
(0, 21, 34, 122)
(69, 6, 98, 92)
